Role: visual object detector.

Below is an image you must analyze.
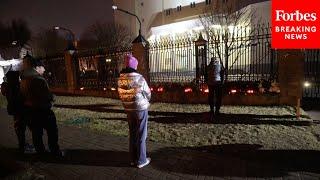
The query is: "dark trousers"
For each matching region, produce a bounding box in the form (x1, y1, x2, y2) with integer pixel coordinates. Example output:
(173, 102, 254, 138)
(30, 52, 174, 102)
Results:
(13, 114, 31, 152)
(29, 108, 61, 155)
(127, 110, 148, 165)
(208, 82, 222, 113)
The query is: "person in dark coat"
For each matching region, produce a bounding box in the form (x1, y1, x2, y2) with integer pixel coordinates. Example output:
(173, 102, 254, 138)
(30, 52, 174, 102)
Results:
(206, 57, 224, 117)
(20, 58, 62, 157)
(3, 70, 34, 153)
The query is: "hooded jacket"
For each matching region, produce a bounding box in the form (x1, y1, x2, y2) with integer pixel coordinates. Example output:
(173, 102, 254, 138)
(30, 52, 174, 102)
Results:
(206, 61, 223, 85)
(20, 68, 53, 109)
(118, 68, 151, 111)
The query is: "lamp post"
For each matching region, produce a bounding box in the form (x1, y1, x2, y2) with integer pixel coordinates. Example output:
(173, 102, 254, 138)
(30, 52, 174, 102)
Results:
(112, 5, 146, 43)
(54, 26, 76, 54)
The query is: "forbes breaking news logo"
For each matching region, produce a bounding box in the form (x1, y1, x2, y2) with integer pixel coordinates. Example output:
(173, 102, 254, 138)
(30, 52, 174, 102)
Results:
(272, 0, 320, 49)
(275, 10, 317, 40)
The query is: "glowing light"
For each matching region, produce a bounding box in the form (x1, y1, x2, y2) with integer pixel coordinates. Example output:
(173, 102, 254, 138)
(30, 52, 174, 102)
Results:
(304, 81, 311, 87)
(246, 89, 254, 94)
(157, 87, 164, 92)
(80, 87, 84, 91)
(184, 87, 193, 93)
(103, 88, 107, 91)
(204, 88, 209, 93)
(54, 26, 60, 30)
(105, 59, 112, 63)
(112, 5, 118, 10)
(111, 87, 117, 91)
(230, 89, 237, 94)
(150, 87, 154, 91)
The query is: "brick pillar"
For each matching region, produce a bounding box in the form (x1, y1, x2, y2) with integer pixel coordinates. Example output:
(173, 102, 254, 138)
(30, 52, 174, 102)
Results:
(278, 50, 304, 117)
(132, 42, 150, 83)
(64, 51, 77, 93)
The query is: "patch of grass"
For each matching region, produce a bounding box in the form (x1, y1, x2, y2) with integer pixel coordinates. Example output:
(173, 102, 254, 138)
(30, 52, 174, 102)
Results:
(6, 167, 45, 180)
(0, 95, 7, 108)
(52, 96, 320, 150)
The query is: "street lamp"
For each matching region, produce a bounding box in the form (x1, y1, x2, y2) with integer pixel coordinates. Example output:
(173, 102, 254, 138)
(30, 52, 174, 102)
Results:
(54, 26, 76, 54)
(112, 5, 146, 44)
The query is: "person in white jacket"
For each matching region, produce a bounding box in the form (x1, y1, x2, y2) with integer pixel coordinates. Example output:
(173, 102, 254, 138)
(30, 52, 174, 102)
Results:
(118, 54, 151, 168)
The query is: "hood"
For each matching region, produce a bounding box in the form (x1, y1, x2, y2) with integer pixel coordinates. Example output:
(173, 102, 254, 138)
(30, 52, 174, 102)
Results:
(20, 68, 39, 79)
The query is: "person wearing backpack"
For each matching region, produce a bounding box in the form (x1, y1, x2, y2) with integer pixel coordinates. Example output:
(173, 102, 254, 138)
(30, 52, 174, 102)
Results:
(3, 70, 35, 153)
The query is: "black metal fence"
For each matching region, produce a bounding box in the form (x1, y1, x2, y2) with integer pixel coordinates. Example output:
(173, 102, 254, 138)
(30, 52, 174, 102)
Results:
(42, 55, 67, 88)
(76, 48, 131, 89)
(304, 49, 320, 99)
(43, 25, 278, 91)
(42, 48, 131, 90)
(208, 25, 276, 82)
(148, 25, 277, 84)
(148, 35, 196, 83)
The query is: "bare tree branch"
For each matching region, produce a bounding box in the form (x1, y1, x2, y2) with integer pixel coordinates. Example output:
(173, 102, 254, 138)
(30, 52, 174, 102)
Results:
(79, 22, 133, 50)
(199, 0, 257, 81)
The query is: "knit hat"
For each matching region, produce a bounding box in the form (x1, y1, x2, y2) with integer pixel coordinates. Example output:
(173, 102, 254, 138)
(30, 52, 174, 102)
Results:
(125, 54, 138, 70)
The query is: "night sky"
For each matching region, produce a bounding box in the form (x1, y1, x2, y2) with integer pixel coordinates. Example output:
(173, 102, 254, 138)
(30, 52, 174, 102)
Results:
(0, 0, 114, 38)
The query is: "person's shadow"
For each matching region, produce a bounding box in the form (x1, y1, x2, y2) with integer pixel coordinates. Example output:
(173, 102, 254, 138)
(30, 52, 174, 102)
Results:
(54, 104, 313, 126)
(3, 144, 320, 178)
(150, 144, 320, 177)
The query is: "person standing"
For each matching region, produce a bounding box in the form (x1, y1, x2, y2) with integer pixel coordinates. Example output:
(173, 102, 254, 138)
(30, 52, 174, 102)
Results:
(2, 70, 34, 153)
(20, 58, 62, 157)
(206, 57, 224, 117)
(117, 54, 151, 168)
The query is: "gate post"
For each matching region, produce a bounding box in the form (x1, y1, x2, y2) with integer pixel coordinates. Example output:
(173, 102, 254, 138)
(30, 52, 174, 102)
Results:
(278, 50, 304, 118)
(132, 39, 150, 83)
(194, 33, 208, 85)
(64, 51, 77, 93)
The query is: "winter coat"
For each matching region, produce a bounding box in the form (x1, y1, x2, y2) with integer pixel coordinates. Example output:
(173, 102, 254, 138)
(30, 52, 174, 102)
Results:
(4, 71, 23, 116)
(206, 62, 222, 86)
(118, 68, 151, 111)
(20, 68, 53, 109)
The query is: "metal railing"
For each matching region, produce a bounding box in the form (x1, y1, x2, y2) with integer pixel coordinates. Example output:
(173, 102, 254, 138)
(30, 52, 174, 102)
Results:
(76, 48, 132, 89)
(304, 49, 320, 99)
(148, 24, 277, 84)
(42, 55, 67, 88)
(149, 34, 197, 83)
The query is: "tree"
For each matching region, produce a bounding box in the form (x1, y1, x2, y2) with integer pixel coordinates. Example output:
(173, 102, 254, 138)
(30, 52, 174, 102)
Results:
(79, 22, 133, 50)
(10, 19, 31, 46)
(0, 19, 31, 48)
(199, 0, 256, 81)
(30, 28, 67, 57)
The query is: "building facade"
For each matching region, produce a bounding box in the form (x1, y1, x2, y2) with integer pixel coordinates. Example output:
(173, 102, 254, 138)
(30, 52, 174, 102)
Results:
(113, 0, 271, 39)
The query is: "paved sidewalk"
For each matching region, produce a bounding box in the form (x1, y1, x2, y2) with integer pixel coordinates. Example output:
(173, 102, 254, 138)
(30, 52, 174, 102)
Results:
(1, 108, 320, 180)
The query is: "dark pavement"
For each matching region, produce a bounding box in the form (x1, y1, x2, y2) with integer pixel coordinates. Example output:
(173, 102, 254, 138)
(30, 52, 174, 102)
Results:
(1, 108, 320, 180)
